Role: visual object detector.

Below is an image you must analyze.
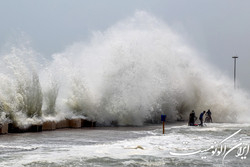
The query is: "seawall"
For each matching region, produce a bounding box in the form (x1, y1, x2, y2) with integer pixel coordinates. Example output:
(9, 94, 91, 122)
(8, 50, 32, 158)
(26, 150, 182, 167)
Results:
(1, 118, 96, 135)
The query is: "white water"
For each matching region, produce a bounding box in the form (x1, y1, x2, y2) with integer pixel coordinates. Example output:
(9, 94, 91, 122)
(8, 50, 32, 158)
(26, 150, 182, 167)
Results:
(0, 11, 249, 126)
(0, 123, 250, 167)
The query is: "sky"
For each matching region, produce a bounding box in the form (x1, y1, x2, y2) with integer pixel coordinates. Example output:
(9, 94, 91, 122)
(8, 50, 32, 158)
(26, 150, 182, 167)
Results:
(0, 0, 250, 92)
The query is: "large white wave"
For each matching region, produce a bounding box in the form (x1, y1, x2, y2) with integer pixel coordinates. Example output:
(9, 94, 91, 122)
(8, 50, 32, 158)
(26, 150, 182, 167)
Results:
(0, 11, 249, 126)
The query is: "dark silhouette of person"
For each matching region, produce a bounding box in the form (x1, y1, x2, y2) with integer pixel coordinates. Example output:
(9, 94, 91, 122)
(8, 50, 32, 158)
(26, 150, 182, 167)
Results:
(206, 109, 212, 123)
(189, 110, 197, 126)
(199, 111, 206, 126)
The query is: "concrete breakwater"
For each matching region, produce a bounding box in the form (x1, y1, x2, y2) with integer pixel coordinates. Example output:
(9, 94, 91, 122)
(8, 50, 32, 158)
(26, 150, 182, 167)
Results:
(0, 119, 96, 134)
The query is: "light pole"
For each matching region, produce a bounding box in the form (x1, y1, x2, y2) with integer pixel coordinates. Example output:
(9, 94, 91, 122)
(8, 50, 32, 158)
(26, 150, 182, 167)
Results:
(232, 56, 238, 89)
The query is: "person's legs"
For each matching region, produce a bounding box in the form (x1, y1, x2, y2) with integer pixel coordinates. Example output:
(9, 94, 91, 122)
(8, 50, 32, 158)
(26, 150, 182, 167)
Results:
(205, 116, 210, 123)
(199, 118, 203, 126)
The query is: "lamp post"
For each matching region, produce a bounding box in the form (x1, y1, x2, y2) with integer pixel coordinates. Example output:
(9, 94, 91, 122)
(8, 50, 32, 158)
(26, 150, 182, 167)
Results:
(232, 56, 238, 89)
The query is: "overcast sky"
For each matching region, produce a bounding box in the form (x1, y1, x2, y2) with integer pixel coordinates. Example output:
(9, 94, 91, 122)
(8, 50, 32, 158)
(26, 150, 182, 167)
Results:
(0, 0, 250, 92)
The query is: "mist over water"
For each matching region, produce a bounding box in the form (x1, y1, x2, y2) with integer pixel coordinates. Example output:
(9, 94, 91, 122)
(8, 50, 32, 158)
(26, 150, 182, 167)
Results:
(0, 11, 249, 127)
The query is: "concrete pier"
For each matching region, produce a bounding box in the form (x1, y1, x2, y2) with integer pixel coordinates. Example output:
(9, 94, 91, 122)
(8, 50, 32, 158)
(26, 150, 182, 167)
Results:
(8, 123, 25, 133)
(1, 118, 97, 135)
(56, 119, 70, 129)
(8, 123, 43, 133)
(28, 124, 43, 132)
(81, 119, 96, 127)
(69, 118, 81, 128)
(42, 121, 56, 131)
(0, 123, 8, 134)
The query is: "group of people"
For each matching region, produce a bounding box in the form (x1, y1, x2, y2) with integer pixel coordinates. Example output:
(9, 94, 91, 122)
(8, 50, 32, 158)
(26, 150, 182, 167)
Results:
(188, 109, 212, 126)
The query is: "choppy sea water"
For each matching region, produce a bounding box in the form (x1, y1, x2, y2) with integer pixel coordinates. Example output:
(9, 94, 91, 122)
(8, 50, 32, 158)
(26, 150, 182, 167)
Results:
(0, 123, 250, 167)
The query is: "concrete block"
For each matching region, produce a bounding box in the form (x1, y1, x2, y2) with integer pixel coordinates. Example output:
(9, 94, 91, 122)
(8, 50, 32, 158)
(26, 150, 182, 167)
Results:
(0, 123, 8, 134)
(81, 119, 96, 127)
(92, 121, 96, 127)
(8, 123, 42, 133)
(69, 118, 81, 128)
(42, 121, 56, 131)
(27, 124, 42, 132)
(8, 123, 25, 133)
(56, 119, 70, 129)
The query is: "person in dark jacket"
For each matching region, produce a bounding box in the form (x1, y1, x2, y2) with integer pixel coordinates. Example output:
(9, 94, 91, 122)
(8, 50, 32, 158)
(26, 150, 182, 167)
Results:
(199, 111, 206, 126)
(206, 109, 212, 123)
(189, 110, 197, 126)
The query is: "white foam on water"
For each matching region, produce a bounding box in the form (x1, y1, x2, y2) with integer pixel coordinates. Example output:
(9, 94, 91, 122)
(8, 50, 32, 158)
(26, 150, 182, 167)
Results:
(1, 123, 249, 166)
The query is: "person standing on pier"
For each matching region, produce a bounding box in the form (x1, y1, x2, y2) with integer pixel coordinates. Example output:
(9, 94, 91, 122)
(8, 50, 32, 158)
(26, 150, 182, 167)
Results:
(199, 111, 206, 126)
(206, 109, 212, 123)
(188, 110, 197, 126)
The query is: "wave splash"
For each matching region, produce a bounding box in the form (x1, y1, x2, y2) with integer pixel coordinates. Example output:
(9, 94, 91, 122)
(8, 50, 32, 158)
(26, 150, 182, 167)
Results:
(0, 11, 249, 126)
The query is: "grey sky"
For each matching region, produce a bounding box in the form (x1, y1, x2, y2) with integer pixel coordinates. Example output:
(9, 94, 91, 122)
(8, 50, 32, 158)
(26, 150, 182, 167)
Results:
(0, 0, 250, 91)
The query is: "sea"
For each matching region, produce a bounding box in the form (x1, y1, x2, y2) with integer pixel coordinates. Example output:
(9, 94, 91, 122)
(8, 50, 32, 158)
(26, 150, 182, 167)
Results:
(0, 123, 249, 167)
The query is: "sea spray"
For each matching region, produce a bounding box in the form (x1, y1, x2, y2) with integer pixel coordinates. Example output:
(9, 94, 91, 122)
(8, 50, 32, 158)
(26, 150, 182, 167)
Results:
(48, 11, 249, 125)
(43, 79, 59, 116)
(0, 74, 15, 123)
(67, 77, 94, 117)
(0, 46, 43, 127)
(0, 11, 249, 127)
